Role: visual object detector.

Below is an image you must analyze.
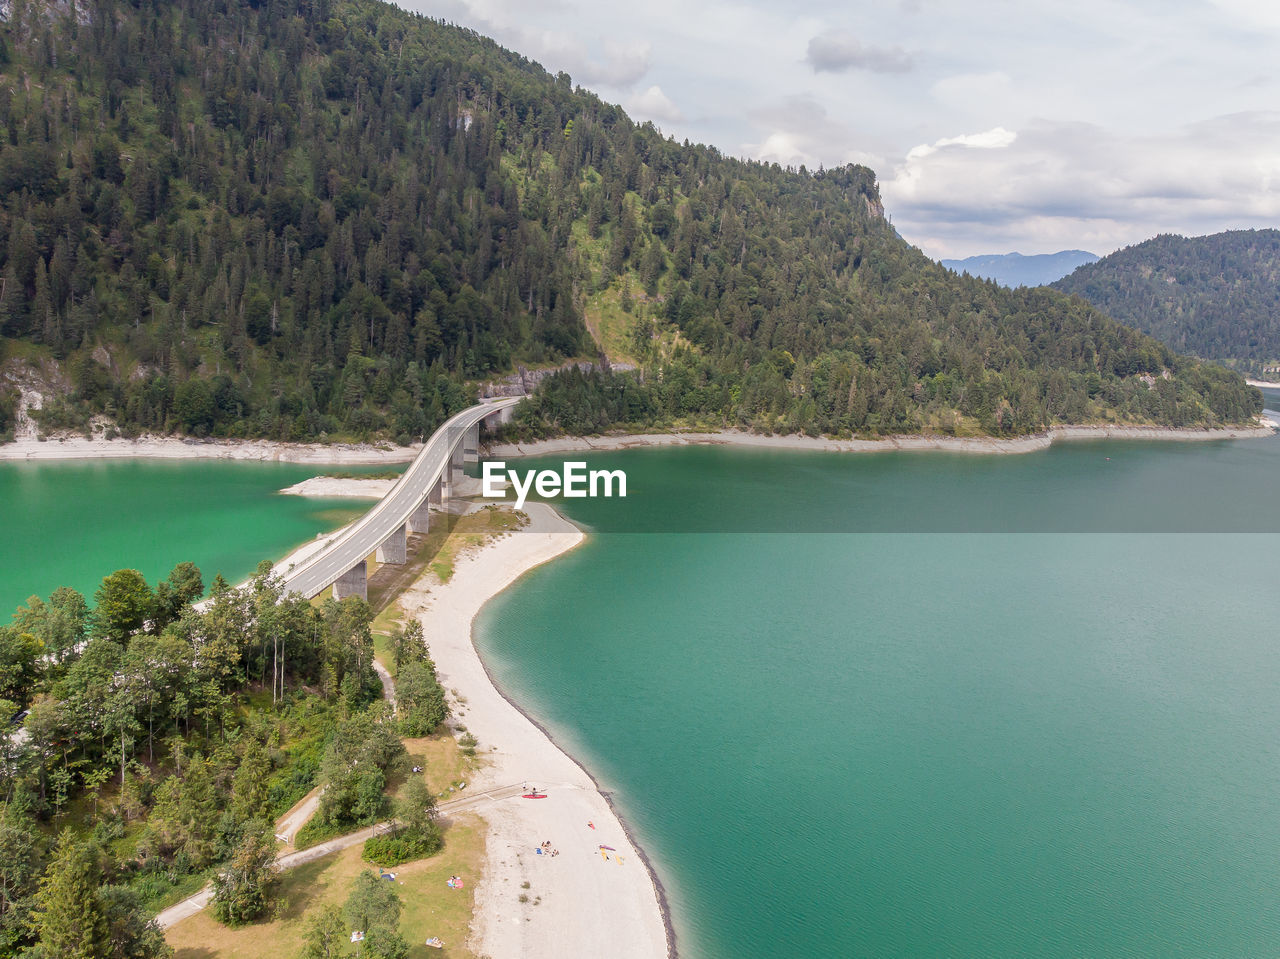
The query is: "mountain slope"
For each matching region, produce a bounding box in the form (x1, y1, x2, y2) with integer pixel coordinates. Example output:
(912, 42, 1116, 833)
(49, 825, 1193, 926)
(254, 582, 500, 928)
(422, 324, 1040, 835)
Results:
(942, 251, 1099, 287)
(0, 0, 1262, 443)
(1051, 230, 1280, 371)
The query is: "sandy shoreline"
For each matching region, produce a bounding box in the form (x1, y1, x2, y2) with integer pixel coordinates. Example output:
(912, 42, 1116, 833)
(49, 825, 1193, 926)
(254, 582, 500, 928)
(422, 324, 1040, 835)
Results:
(0, 434, 421, 463)
(401, 503, 672, 959)
(278, 476, 396, 498)
(3, 419, 1273, 465)
(489, 422, 1276, 458)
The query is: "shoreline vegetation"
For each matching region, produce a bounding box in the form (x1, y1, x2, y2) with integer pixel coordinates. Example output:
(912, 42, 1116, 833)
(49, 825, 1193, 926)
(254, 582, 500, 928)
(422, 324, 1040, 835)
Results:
(1, 418, 1275, 465)
(154, 498, 673, 957)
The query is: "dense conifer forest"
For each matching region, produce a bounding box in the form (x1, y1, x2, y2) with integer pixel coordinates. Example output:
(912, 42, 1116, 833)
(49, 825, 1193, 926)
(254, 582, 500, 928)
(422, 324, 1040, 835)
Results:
(0, 0, 1262, 445)
(1051, 229, 1280, 376)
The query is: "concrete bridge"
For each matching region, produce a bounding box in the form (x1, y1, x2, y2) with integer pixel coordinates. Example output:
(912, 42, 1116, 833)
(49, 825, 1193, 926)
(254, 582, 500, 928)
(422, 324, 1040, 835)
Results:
(276, 397, 520, 601)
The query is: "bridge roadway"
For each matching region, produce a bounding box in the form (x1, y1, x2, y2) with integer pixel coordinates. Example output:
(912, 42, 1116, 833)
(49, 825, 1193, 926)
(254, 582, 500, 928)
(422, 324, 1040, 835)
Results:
(276, 396, 520, 600)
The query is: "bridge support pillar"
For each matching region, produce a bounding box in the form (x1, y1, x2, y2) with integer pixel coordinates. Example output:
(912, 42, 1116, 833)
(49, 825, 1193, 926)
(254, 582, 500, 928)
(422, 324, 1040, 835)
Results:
(428, 476, 443, 507)
(376, 523, 407, 565)
(463, 422, 479, 463)
(333, 561, 367, 601)
(448, 440, 465, 490)
(407, 499, 432, 534)
(484, 404, 515, 428)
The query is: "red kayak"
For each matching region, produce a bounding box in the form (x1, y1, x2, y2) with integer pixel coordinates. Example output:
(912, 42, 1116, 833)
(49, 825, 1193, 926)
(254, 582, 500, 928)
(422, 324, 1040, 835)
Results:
(521, 792, 547, 799)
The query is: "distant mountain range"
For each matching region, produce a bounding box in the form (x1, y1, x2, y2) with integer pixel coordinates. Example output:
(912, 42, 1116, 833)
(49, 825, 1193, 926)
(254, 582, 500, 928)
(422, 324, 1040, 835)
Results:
(1051, 229, 1280, 368)
(941, 251, 1099, 287)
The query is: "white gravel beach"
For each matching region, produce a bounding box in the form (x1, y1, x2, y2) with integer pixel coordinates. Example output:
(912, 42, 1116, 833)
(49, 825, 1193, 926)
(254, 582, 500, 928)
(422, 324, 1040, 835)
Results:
(489, 422, 1275, 459)
(278, 476, 397, 498)
(400, 503, 672, 959)
(0, 434, 421, 463)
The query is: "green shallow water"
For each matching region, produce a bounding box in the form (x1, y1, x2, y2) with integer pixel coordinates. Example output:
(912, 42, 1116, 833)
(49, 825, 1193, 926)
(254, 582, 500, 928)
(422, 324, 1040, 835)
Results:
(0, 458, 387, 610)
(477, 401, 1280, 957)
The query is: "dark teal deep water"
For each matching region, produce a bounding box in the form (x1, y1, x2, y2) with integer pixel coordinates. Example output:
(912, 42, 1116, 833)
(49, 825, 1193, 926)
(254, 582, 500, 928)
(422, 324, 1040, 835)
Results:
(478, 396, 1280, 957)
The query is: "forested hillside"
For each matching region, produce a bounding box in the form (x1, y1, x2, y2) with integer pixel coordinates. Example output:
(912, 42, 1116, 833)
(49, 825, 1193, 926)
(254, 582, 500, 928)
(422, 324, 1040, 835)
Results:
(0, 0, 1262, 441)
(1052, 230, 1280, 375)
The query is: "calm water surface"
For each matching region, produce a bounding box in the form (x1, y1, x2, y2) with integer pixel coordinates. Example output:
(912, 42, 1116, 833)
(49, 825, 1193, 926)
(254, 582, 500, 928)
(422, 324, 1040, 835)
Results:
(5, 396, 1280, 957)
(0, 458, 387, 609)
(478, 395, 1280, 957)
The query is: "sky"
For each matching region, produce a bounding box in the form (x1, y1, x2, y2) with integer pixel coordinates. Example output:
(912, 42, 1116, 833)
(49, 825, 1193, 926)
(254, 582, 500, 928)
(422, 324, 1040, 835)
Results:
(400, 0, 1280, 260)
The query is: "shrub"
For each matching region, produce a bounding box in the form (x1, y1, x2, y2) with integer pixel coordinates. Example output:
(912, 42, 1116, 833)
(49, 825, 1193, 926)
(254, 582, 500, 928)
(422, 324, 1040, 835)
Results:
(362, 824, 442, 867)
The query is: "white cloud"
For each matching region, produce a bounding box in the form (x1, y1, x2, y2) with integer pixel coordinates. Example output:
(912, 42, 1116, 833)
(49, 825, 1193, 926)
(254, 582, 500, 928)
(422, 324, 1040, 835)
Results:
(805, 30, 913, 73)
(929, 71, 1014, 112)
(741, 95, 859, 169)
(882, 113, 1280, 258)
(749, 132, 817, 168)
(1204, 0, 1280, 33)
(576, 39, 652, 88)
(628, 85, 684, 125)
(905, 126, 1017, 161)
(408, 0, 651, 90)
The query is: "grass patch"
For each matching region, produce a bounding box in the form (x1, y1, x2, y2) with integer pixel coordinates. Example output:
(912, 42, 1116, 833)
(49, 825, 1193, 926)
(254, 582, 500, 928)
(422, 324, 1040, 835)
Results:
(396, 735, 474, 804)
(427, 507, 527, 585)
(166, 816, 487, 959)
(134, 867, 215, 914)
(365, 512, 463, 615)
(582, 275, 650, 365)
(428, 556, 455, 582)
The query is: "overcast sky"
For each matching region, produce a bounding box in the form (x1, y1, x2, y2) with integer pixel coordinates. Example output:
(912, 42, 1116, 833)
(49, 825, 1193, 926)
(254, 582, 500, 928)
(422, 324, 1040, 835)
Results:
(400, 0, 1280, 260)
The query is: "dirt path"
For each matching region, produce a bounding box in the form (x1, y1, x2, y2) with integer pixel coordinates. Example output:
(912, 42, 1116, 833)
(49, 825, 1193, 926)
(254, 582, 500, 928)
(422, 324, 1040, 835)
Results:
(273, 786, 322, 845)
(155, 783, 531, 930)
(372, 659, 397, 708)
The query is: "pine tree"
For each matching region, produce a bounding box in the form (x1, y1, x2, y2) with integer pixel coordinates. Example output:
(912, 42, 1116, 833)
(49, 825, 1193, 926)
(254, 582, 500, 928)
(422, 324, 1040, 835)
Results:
(0, 799, 41, 953)
(30, 832, 109, 959)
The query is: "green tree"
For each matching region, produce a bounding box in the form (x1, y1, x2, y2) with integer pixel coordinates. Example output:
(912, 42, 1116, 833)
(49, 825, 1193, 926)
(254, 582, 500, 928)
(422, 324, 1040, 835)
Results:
(173, 378, 216, 435)
(230, 737, 274, 824)
(29, 832, 109, 959)
(92, 570, 153, 643)
(395, 778, 438, 839)
(343, 871, 407, 959)
(395, 660, 446, 737)
(211, 824, 278, 927)
(141, 758, 220, 870)
(98, 884, 172, 959)
(0, 800, 41, 953)
(317, 705, 405, 828)
(11, 587, 88, 665)
(299, 903, 350, 958)
(151, 562, 204, 631)
(363, 775, 443, 867)
(386, 620, 424, 677)
(0, 626, 41, 707)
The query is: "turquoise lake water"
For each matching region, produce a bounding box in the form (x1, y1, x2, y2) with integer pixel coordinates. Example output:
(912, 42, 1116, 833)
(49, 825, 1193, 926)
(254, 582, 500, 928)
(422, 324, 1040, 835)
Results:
(476, 394, 1280, 957)
(3, 392, 1280, 957)
(0, 459, 385, 611)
